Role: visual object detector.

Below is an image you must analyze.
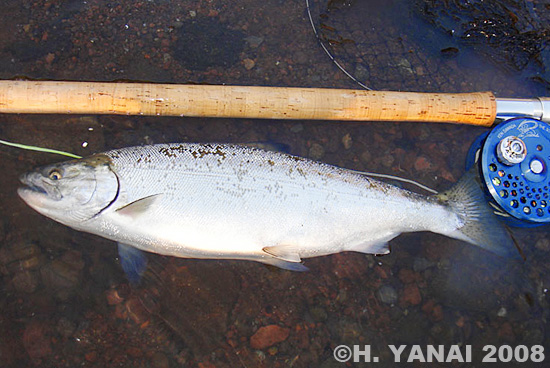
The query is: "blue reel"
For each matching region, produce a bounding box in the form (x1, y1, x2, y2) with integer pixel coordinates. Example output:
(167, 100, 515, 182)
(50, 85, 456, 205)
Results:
(466, 117, 550, 227)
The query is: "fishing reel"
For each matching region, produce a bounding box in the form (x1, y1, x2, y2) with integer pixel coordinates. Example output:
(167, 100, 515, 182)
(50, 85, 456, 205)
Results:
(466, 117, 550, 227)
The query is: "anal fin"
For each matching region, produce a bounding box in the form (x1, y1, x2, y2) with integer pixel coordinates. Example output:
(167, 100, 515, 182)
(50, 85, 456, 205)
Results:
(261, 245, 308, 271)
(347, 236, 394, 255)
(263, 245, 302, 262)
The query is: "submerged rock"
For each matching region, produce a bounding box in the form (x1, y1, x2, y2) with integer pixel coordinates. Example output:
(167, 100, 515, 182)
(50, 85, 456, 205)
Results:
(22, 320, 53, 364)
(250, 325, 290, 350)
(377, 284, 398, 305)
(308, 143, 325, 160)
(401, 283, 422, 306)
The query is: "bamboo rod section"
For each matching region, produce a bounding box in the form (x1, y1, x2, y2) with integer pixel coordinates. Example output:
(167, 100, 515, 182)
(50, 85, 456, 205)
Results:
(0, 80, 497, 126)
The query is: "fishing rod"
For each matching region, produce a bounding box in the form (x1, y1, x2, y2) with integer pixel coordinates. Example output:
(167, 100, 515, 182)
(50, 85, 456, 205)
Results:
(0, 80, 548, 127)
(0, 79, 549, 228)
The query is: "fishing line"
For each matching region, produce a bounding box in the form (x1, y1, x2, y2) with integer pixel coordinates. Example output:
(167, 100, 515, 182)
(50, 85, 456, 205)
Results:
(347, 168, 438, 194)
(0, 138, 82, 159)
(305, 0, 371, 90)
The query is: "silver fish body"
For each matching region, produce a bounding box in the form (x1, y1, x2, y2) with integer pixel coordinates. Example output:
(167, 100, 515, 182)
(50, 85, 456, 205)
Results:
(18, 143, 516, 270)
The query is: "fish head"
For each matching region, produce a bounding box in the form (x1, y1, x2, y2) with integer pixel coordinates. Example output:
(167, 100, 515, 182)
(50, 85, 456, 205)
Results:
(18, 154, 119, 227)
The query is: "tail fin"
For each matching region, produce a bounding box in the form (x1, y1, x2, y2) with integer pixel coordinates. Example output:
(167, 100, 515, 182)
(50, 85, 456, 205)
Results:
(437, 169, 520, 258)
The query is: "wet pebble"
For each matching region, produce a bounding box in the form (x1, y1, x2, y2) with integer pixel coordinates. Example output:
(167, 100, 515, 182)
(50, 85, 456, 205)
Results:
(430, 322, 463, 345)
(401, 283, 422, 306)
(377, 284, 398, 305)
(441, 47, 459, 58)
(308, 143, 325, 160)
(250, 324, 290, 350)
(535, 237, 550, 252)
(422, 299, 444, 321)
(0, 241, 44, 293)
(497, 322, 515, 343)
(293, 50, 309, 64)
(0, 241, 43, 274)
(520, 321, 544, 345)
(290, 123, 303, 133)
(432, 305, 444, 321)
(12, 271, 39, 293)
(414, 156, 432, 171)
(124, 297, 151, 325)
(244, 35, 264, 48)
(360, 150, 372, 164)
(309, 306, 328, 322)
(398, 268, 421, 284)
(242, 58, 255, 70)
(379, 154, 395, 168)
(126, 346, 143, 358)
(41, 252, 84, 295)
(354, 64, 370, 81)
(341, 133, 352, 149)
(397, 58, 413, 74)
(84, 351, 98, 363)
(340, 319, 362, 343)
(105, 287, 127, 305)
(56, 317, 76, 338)
(413, 257, 434, 272)
(151, 352, 170, 368)
(23, 320, 52, 363)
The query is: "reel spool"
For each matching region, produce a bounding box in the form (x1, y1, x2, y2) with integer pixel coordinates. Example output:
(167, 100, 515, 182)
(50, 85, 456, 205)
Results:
(466, 118, 550, 227)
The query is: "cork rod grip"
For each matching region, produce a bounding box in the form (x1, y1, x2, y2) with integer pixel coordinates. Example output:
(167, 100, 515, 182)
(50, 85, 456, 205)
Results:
(0, 81, 496, 126)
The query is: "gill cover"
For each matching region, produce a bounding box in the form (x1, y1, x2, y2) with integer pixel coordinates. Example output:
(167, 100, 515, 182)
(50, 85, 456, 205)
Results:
(18, 154, 119, 227)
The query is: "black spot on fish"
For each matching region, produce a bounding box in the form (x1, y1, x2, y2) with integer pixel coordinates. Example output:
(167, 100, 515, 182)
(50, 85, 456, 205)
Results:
(83, 154, 113, 168)
(159, 147, 178, 158)
(190, 144, 227, 160)
(167, 144, 187, 154)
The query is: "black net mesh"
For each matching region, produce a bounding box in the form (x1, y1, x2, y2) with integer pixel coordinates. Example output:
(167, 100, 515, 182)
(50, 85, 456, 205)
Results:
(307, 0, 550, 95)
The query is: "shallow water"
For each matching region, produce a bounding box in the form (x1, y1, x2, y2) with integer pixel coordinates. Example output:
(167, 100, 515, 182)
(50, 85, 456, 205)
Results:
(0, 0, 549, 367)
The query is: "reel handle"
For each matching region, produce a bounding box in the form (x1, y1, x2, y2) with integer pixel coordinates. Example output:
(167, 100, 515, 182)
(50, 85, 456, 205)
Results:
(0, 80, 497, 126)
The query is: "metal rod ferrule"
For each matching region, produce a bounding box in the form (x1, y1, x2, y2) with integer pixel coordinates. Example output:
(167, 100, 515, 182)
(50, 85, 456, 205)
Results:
(496, 98, 550, 123)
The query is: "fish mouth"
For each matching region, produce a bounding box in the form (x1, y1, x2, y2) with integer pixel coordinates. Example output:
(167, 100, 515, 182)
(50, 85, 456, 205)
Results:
(18, 183, 48, 195)
(17, 173, 54, 208)
(17, 186, 47, 209)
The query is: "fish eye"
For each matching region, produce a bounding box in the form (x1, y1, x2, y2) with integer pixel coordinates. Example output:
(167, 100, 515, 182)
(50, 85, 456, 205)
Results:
(49, 169, 62, 181)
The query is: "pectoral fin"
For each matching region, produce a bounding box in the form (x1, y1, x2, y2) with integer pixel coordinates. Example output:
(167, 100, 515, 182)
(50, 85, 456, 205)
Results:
(116, 194, 162, 218)
(118, 243, 148, 285)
